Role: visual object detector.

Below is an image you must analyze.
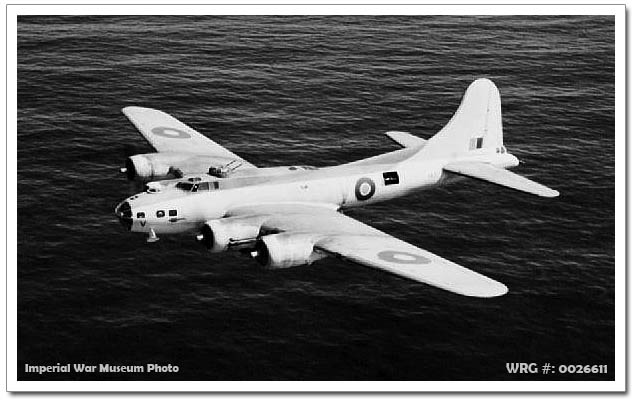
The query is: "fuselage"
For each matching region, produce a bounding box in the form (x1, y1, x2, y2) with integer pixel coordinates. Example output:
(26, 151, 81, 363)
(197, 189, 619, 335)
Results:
(115, 147, 519, 236)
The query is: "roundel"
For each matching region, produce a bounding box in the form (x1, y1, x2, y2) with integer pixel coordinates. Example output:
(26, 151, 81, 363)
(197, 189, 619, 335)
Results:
(355, 177, 376, 201)
(377, 250, 431, 265)
(151, 126, 191, 139)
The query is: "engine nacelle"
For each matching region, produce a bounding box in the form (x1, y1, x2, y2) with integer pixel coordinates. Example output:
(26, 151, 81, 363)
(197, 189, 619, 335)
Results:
(124, 154, 156, 181)
(252, 233, 326, 269)
(197, 217, 265, 253)
(123, 153, 239, 181)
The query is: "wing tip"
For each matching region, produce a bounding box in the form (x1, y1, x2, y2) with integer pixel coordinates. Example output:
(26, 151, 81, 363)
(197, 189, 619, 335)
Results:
(461, 281, 509, 298)
(121, 106, 157, 115)
(534, 186, 559, 198)
(483, 282, 508, 298)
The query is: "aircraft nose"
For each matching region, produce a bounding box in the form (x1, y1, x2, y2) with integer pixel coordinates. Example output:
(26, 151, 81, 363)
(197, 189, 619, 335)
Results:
(114, 201, 133, 231)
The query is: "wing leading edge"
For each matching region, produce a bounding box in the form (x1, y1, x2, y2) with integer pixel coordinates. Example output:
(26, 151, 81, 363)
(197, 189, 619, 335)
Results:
(228, 204, 508, 298)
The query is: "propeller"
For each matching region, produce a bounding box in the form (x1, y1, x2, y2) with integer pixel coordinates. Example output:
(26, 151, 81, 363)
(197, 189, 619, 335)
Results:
(119, 145, 145, 191)
(119, 144, 138, 175)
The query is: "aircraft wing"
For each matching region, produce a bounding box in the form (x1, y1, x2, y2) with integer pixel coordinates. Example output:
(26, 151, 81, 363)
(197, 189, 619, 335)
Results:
(444, 161, 559, 198)
(122, 106, 256, 168)
(227, 204, 508, 297)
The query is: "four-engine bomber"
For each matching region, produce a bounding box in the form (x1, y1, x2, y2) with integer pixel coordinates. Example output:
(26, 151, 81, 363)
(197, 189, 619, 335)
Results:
(115, 79, 558, 297)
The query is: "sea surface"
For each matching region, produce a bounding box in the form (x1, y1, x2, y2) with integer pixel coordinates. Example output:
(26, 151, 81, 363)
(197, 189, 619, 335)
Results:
(16, 16, 615, 381)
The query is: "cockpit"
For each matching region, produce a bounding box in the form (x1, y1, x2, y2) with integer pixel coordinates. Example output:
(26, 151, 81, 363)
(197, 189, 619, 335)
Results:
(175, 180, 220, 192)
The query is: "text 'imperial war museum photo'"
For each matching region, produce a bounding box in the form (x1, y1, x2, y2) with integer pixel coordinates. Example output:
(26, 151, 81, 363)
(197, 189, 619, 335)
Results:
(11, 5, 623, 393)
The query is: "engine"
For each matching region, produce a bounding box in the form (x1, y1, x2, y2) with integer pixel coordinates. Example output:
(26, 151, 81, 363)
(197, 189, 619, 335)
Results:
(122, 153, 239, 181)
(251, 233, 326, 269)
(197, 217, 265, 253)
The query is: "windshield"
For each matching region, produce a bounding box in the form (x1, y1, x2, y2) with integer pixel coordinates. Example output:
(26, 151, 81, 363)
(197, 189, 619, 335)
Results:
(176, 181, 219, 192)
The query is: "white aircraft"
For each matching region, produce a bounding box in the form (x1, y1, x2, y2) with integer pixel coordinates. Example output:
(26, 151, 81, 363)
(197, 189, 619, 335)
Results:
(115, 78, 558, 298)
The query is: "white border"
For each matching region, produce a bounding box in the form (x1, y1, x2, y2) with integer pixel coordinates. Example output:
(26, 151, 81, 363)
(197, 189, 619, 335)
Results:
(4, 3, 625, 15)
(5, 3, 626, 392)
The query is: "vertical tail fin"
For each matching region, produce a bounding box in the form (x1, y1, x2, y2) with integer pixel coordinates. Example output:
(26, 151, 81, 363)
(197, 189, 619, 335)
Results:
(417, 78, 503, 159)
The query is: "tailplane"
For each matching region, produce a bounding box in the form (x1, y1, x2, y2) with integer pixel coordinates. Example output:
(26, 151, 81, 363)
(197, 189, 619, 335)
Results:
(444, 161, 559, 198)
(409, 78, 559, 198)
(417, 78, 503, 159)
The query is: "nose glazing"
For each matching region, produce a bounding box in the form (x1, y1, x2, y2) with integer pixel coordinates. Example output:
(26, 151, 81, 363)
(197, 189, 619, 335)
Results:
(115, 201, 133, 231)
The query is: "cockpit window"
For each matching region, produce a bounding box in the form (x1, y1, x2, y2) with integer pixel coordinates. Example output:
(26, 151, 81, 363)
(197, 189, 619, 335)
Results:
(136, 212, 145, 219)
(177, 180, 219, 192)
(176, 182, 194, 191)
(176, 179, 222, 193)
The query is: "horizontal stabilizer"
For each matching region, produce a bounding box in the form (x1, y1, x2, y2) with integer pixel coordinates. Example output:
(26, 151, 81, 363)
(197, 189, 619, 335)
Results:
(385, 131, 427, 148)
(444, 161, 559, 198)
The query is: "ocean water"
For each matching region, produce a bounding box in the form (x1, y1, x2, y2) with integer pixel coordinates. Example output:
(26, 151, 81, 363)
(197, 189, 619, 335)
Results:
(17, 16, 615, 381)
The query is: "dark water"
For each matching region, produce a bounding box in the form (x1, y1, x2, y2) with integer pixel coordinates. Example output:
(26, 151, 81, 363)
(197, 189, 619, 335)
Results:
(17, 16, 615, 381)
